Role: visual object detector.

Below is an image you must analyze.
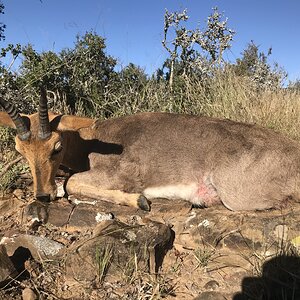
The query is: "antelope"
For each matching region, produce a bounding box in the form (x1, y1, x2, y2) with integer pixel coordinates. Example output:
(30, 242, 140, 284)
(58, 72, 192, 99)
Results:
(1, 89, 300, 211)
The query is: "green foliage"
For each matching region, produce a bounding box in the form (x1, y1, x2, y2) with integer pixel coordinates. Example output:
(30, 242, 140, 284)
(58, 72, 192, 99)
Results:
(234, 41, 287, 89)
(95, 245, 113, 283)
(161, 7, 235, 89)
(0, 126, 29, 193)
(0, 126, 15, 151)
(0, 161, 29, 192)
(60, 32, 117, 115)
(13, 32, 117, 116)
(193, 247, 215, 268)
(288, 79, 300, 93)
(21, 44, 64, 89)
(0, 7, 294, 130)
(198, 7, 235, 63)
(119, 63, 147, 90)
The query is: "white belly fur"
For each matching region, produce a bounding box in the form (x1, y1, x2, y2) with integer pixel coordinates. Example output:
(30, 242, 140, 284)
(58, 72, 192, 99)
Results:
(143, 183, 200, 204)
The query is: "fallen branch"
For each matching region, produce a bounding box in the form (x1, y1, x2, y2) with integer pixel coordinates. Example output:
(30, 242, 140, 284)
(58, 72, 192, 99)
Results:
(0, 156, 23, 177)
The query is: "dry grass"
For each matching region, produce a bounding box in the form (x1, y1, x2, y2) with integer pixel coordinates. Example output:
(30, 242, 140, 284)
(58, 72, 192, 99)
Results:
(2, 70, 300, 196)
(84, 69, 300, 142)
(193, 71, 300, 141)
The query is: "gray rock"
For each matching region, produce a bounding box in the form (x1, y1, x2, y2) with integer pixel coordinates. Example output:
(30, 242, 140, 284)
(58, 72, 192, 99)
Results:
(64, 219, 172, 282)
(203, 280, 220, 290)
(0, 245, 16, 285)
(176, 203, 300, 255)
(194, 291, 225, 300)
(1, 234, 64, 260)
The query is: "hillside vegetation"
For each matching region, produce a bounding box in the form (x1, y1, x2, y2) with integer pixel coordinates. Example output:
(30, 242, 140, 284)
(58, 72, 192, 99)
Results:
(1, 7, 300, 192)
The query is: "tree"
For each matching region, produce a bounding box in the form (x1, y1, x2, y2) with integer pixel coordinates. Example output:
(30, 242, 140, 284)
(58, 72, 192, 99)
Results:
(234, 41, 287, 89)
(60, 32, 117, 113)
(18, 32, 117, 115)
(118, 63, 147, 91)
(0, 1, 6, 41)
(161, 7, 235, 90)
(197, 7, 235, 64)
(162, 9, 189, 90)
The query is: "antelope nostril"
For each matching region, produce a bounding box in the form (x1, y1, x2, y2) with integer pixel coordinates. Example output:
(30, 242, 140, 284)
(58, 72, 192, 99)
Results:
(36, 193, 51, 202)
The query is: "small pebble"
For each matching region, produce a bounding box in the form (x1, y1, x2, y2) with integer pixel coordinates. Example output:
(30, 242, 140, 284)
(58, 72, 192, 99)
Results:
(22, 287, 37, 300)
(204, 279, 220, 290)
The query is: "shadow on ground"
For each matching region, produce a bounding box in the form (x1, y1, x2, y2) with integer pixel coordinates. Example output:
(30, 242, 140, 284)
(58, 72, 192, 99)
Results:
(233, 255, 300, 300)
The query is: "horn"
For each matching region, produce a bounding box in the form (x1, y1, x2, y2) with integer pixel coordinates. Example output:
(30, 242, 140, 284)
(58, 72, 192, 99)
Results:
(0, 98, 31, 141)
(38, 87, 51, 139)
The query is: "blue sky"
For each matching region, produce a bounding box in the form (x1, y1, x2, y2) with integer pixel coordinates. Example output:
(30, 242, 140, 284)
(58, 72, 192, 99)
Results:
(1, 0, 300, 81)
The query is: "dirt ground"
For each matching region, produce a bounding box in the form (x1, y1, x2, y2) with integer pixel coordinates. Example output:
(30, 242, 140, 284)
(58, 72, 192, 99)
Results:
(0, 175, 300, 300)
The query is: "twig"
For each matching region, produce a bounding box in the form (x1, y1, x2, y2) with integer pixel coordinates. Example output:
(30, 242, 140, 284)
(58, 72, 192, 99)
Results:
(0, 156, 22, 177)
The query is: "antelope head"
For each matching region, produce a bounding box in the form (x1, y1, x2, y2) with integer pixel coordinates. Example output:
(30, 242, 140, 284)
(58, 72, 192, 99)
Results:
(0, 89, 66, 201)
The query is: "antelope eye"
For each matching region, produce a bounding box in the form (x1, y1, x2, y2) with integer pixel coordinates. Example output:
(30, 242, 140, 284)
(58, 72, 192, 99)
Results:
(52, 141, 63, 155)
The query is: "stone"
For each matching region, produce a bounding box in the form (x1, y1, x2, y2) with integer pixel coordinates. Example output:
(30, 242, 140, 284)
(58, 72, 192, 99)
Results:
(0, 196, 24, 217)
(22, 288, 37, 300)
(68, 203, 114, 230)
(175, 203, 300, 254)
(0, 245, 16, 285)
(203, 280, 220, 290)
(64, 219, 173, 282)
(22, 199, 73, 228)
(12, 189, 24, 199)
(67, 196, 191, 230)
(55, 178, 66, 198)
(67, 197, 143, 229)
(47, 199, 74, 227)
(1, 234, 64, 261)
(147, 198, 192, 224)
(194, 291, 225, 300)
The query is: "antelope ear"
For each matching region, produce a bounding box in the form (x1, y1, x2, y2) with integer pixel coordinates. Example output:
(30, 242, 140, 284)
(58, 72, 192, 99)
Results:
(0, 112, 32, 135)
(0, 112, 31, 131)
(50, 114, 95, 131)
(0, 111, 16, 128)
(0, 111, 30, 129)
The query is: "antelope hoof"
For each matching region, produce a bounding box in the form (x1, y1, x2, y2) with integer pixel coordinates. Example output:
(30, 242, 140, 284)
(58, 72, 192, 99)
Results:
(137, 195, 151, 211)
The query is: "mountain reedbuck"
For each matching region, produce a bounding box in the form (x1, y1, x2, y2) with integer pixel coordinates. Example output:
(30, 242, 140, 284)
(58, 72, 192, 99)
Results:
(1, 90, 300, 211)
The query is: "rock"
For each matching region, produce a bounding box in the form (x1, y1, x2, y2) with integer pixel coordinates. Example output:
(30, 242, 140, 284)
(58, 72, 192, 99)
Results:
(47, 199, 74, 227)
(0, 196, 24, 217)
(67, 196, 144, 229)
(67, 196, 191, 230)
(19, 194, 191, 232)
(22, 198, 73, 228)
(176, 203, 300, 254)
(13, 189, 24, 199)
(22, 288, 37, 300)
(0, 245, 16, 285)
(64, 219, 173, 282)
(194, 291, 225, 300)
(203, 280, 220, 290)
(67, 203, 114, 230)
(55, 178, 66, 198)
(148, 198, 192, 222)
(1, 234, 64, 261)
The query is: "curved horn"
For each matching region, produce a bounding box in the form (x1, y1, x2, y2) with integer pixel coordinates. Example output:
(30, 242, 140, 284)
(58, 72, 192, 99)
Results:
(0, 98, 31, 141)
(38, 87, 51, 139)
